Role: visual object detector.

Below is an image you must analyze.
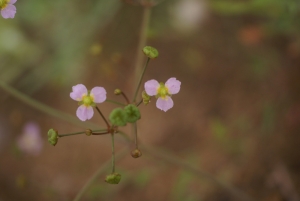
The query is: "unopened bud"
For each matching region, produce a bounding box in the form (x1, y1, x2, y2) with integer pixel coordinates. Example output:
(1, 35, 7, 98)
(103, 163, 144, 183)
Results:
(47, 129, 58, 146)
(105, 173, 121, 184)
(143, 46, 159, 59)
(142, 91, 151, 105)
(131, 149, 142, 158)
(114, 89, 122, 95)
(85, 129, 92, 136)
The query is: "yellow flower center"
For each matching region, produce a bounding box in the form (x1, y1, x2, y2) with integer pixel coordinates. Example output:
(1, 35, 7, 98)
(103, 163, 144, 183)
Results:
(82, 95, 94, 106)
(157, 83, 170, 99)
(0, 0, 9, 9)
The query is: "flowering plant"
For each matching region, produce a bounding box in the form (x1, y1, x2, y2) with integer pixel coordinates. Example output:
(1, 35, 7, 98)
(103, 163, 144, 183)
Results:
(47, 46, 181, 184)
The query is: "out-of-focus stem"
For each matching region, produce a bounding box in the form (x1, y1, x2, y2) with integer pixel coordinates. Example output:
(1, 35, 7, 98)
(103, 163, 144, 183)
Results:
(133, 57, 150, 102)
(143, 145, 256, 201)
(111, 132, 115, 173)
(132, 7, 151, 101)
(106, 99, 126, 106)
(0, 80, 99, 129)
(73, 148, 128, 201)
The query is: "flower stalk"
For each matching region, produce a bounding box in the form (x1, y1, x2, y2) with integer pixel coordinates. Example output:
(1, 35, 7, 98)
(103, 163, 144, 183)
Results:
(133, 57, 150, 103)
(95, 106, 110, 129)
(111, 130, 116, 173)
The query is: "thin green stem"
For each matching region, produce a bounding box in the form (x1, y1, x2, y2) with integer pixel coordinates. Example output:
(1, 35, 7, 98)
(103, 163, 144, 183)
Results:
(58, 129, 107, 137)
(136, 99, 143, 107)
(121, 92, 130, 104)
(111, 132, 115, 173)
(73, 148, 128, 201)
(105, 99, 126, 106)
(95, 106, 110, 129)
(58, 131, 85, 137)
(132, 7, 151, 102)
(92, 131, 109, 135)
(133, 58, 150, 102)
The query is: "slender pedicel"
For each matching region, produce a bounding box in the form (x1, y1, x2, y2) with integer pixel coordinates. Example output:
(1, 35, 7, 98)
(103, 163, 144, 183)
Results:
(136, 99, 143, 107)
(95, 106, 110, 129)
(133, 57, 150, 103)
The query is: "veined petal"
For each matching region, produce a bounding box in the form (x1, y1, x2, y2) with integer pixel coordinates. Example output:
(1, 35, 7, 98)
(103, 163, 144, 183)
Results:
(144, 79, 160, 96)
(76, 105, 94, 121)
(156, 97, 174, 112)
(1, 4, 16, 19)
(70, 84, 87, 101)
(91, 87, 107, 103)
(9, 0, 17, 4)
(165, 77, 181, 94)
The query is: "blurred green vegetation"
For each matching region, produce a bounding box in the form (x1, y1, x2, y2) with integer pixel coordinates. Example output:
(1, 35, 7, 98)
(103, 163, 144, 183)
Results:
(210, 0, 300, 35)
(0, 0, 121, 93)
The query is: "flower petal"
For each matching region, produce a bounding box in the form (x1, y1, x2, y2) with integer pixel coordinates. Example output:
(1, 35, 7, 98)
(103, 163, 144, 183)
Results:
(1, 4, 16, 19)
(91, 87, 107, 103)
(156, 97, 174, 112)
(165, 77, 181, 94)
(9, 0, 17, 4)
(144, 79, 160, 96)
(70, 84, 87, 101)
(76, 105, 94, 121)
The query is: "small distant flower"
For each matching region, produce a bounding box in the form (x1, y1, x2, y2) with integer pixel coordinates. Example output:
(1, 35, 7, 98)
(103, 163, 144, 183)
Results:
(17, 122, 43, 156)
(172, 0, 207, 33)
(0, 0, 17, 19)
(144, 77, 181, 112)
(70, 84, 107, 121)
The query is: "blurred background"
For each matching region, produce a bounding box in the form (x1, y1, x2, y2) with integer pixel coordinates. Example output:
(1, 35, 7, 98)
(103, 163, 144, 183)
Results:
(0, 0, 300, 200)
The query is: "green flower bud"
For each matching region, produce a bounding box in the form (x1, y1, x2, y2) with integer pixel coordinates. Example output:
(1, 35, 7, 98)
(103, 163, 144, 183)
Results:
(105, 173, 121, 184)
(114, 89, 122, 95)
(131, 149, 142, 158)
(85, 129, 92, 136)
(109, 108, 127, 126)
(124, 104, 141, 123)
(47, 129, 58, 146)
(142, 91, 151, 105)
(143, 46, 159, 59)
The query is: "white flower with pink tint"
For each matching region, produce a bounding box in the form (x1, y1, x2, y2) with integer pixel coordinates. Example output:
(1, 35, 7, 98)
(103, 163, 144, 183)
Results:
(144, 77, 181, 112)
(0, 0, 17, 19)
(70, 84, 107, 121)
(17, 122, 43, 156)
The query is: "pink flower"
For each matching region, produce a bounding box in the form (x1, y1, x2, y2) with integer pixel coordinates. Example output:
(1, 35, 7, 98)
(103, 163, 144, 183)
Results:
(70, 84, 107, 121)
(17, 122, 43, 156)
(0, 0, 17, 19)
(144, 77, 181, 112)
